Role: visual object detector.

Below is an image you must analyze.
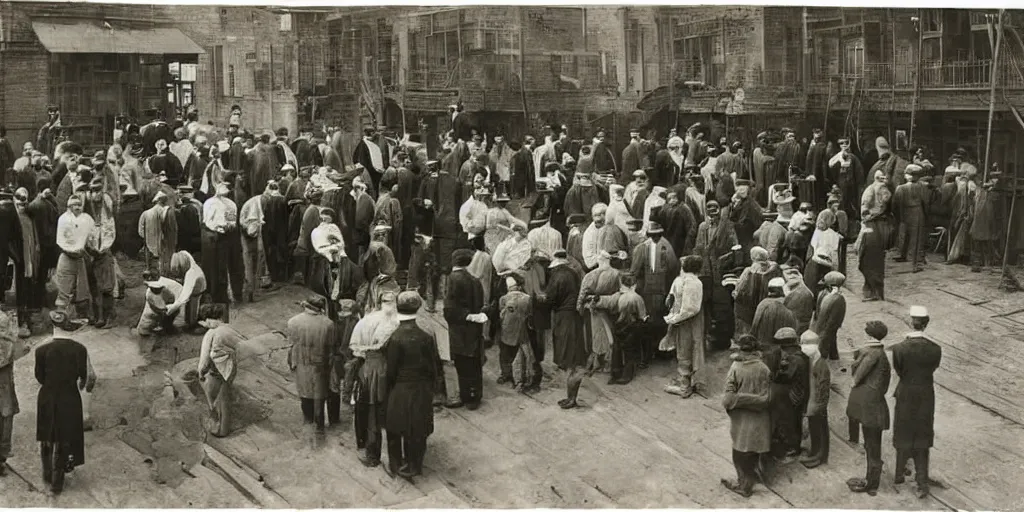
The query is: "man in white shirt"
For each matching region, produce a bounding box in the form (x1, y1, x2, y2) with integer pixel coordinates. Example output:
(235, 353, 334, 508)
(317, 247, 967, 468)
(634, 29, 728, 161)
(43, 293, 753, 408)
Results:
(54, 195, 94, 320)
(137, 270, 186, 336)
(459, 187, 490, 247)
(239, 185, 268, 303)
(202, 182, 244, 306)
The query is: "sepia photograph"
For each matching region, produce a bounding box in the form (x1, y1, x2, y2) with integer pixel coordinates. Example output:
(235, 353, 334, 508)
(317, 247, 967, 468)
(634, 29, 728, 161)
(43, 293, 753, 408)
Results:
(0, 1, 1023, 509)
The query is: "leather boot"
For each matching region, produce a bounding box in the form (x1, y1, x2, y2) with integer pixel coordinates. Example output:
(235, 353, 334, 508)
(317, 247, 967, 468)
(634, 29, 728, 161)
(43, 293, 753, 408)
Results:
(41, 442, 53, 484)
(559, 372, 583, 409)
(619, 362, 636, 384)
(98, 294, 115, 329)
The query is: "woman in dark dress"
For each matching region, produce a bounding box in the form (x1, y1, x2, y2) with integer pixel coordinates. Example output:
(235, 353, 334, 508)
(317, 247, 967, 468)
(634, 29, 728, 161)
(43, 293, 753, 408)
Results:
(537, 249, 588, 409)
(35, 311, 93, 493)
(383, 292, 439, 478)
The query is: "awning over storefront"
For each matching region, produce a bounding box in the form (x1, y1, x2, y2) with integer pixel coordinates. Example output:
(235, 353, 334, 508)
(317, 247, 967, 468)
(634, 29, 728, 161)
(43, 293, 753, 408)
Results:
(32, 20, 204, 55)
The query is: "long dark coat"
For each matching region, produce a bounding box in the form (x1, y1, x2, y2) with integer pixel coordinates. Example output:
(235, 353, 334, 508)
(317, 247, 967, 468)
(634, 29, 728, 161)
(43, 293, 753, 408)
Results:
(175, 199, 203, 255)
(891, 334, 941, 450)
(385, 320, 438, 439)
(417, 172, 461, 240)
(620, 141, 643, 185)
(563, 183, 602, 222)
(846, 342, 891, 429)
(543, 264, 587, 370)
(35, 338, 90, 466)
(658, 202, 697, 256)
(443, 268, 485, 357)
(813, 290, 846, 359)
(652, 150, 680, 188)
(750, 298, 797, 348)
(630, 238, 679, 317)
(288, 310, 336, 400)
(721, 352, 772, 453)
(249, 146, 278, 200)
(694, 218, 738, 281)
(261, 193, 290, 281)
(783, 283, 815, 334)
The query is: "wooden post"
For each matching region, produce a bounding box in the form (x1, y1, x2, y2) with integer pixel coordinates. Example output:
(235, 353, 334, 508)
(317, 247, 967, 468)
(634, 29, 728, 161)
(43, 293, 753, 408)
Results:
(984, 10, 1005, 183)
(269, 45, 276, 130)
(889, 9, 897, 143)
(518, 7, 530, 127)
(909, 9, 923, 148)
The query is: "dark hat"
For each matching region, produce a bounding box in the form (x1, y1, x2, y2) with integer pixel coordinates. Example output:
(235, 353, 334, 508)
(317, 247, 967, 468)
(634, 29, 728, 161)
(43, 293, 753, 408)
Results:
(706, 200, 721, 212)
(529, 217, 548, 228)
(300, 295, 326, 312)
(275, 127, 289, 137)
(756, 131, 768, 140)
(625, 217, 644, 227)
(865, 320, 888, 340)
(306, 187, 324, 201)
(552, 248, 568, 259)
(647, 221, 664, 235)
(396, 291, 422, 318)
(629, 127, 640, 134)
(837, 135, 851, 143)
(75, 182, 91, 193)
(453, 248, 475, 267)
(567, 213, 587, 225)
(177, 184, 194, 193)
(49, 310, 87, 332)
(495, 193, 511, 203)
(735, 179, 754, 188)
(781, 127, 795, 135)
(774, 327, 798, 341)
(736, 334, 760, 352)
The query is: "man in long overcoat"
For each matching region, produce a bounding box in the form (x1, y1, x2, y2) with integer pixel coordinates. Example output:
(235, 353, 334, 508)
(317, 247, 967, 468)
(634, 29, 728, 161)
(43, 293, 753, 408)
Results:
(630, 222, 678, 359)
(750, 279, 797, 348)
(35, 311, 94, 493)
(847, 320, 892, 495)
(812, 271, 847, 361)
(288, 296, 337, 434)
(721, 334, 771, 498)
(891, 306, 942, 499)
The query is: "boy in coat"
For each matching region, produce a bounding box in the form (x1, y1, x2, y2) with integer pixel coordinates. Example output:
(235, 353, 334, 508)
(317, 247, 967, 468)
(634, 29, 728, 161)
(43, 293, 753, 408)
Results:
(847, 320, 892, 495)
(721, 334, 772, 497)
(799, 330, 831, 468)
(287, 296, 337, 436)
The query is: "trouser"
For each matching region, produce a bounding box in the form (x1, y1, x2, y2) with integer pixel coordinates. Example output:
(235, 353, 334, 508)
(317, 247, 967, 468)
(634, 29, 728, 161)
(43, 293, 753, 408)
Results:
(55, 253, 90, 318)
(300, 397, 327, 430)
(805, 414, 830, 463)
(861, 425, 884, 489)
(819, 332, 840, 361)
(452, 353, 483, 405)
(326, 392, 341, 425)
(137, 305, 180, 335)
(837, 239, 848, 276)
(896, 447, 931, 489)
(241, 233, 266, 298)
(641, 317, 663, 364)
(675, 336, 697, 388)
(732, 450, 760, 493)
(15, 269, 43, 322)
(897, 216, 926, 269)
(498, 343, 518, 381)
(40, 441, 72, 491)
(0, 414, 12, 462)
(971, 239, 999, 269)
(353, 403, 382, 461)
(202, 228, 244, 303)
(386, 432, 427, 474)
(611, 324, 642, 381)
(200, 371, 232, 437)
(529, 329, 546, 387)
(442, 361, 461, 402)
(292, 252, 309, 284)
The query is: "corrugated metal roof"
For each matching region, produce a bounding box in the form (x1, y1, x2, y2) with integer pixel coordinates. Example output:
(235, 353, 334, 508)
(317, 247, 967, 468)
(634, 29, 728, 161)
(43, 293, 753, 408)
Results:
(31, 20, 204, 55)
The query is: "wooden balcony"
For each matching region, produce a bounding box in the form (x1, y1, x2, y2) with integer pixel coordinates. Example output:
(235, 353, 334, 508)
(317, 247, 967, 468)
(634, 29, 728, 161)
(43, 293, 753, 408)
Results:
(812, 60, 1024, 91)
(405, 53, 607, 93)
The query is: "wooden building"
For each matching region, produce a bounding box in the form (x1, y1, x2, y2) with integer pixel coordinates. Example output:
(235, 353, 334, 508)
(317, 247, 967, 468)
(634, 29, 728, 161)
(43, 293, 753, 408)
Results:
(0, 2, 202, 147)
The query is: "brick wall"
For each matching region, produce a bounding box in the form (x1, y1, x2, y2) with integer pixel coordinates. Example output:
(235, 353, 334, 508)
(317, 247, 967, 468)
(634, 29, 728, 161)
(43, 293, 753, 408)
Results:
(163, 5, 299, 135)
(0, 48, 50, 147)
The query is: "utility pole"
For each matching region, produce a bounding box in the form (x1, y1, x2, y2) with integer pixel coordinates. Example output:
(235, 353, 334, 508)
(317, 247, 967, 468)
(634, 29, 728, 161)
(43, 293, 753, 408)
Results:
(518, 7, 530, 127)
(909, 9, 923, 148)
(984, 9, 1005, 182)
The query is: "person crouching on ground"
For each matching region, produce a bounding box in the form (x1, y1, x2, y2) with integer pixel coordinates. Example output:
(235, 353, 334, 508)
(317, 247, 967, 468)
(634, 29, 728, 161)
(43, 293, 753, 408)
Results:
(720, 334, 771, 498)
(799, 330, 831, 468)
(137, 270, 186, 337)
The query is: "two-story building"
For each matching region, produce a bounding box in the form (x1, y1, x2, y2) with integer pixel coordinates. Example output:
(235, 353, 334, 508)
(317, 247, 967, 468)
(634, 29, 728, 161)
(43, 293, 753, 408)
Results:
(0, 2, 203, 147)
(639, 6, 809, 144)
(806, 7, 1024, 170)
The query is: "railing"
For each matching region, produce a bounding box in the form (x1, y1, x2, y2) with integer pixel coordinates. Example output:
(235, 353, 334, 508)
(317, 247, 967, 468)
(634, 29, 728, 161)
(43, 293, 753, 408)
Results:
(744, 68, 801, 88)
(814, 59, 1024, 90)
(673, 61, 725, 88)
(406, 53, 606, 92)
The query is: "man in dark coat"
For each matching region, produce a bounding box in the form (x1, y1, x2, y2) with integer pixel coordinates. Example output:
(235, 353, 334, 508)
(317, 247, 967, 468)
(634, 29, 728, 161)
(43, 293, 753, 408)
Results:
(384, 291, 439, 478)
(538, 250, 589, 409)
(224, 136, 249, 174)
(443, 249, 486, 410)
(417, 161, 461, 299)
(659, 188, 698, 257)
(249, 135, 279, 201)
(591, 129, 617, 176)
(395, 159, 424, 268)
(828, 137, 865, 221)
(847, 320, 892, 495)
(890, 306, 942, 499)
(804, 129, 830, 208)
(726, 180, 762, 262)
(287, 296, 337, 434)
(36, 311, 94, 493)
(510, 139, 535, 199)
(175, 186, 204, 255)
(353, 127, 390, 195)
(763, 326, 810, 460)
(751, 278, 797, 348)
(893, 164, 931, 273)
(620, 128, 644, 185)
(260, 181, 290, 282)
(148, 139, 185, 187)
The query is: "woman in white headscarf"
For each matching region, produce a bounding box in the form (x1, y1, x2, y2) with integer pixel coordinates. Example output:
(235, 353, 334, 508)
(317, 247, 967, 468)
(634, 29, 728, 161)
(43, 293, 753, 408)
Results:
(605, 184, 631, 235)
(642, 186, 667, 235)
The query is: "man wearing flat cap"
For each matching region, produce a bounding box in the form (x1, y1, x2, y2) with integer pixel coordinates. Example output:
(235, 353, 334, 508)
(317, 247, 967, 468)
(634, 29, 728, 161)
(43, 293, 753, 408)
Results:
(892, 163, 931, 272)
(751, 277, 798, 349)
(811, 271, 846, 361)
(889, 306, 942, 499)
(847, 320, 892, 495)
(288, 296, 337, 435)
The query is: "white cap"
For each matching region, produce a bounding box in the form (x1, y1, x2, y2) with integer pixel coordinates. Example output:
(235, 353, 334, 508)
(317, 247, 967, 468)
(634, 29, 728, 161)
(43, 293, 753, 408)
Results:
(909, 305, 929, 318)
(768, 277, 786, 288)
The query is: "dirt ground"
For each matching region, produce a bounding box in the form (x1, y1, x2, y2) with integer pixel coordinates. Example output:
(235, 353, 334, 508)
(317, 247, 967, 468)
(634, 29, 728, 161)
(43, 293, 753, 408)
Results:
(1, 244, 1023, 509)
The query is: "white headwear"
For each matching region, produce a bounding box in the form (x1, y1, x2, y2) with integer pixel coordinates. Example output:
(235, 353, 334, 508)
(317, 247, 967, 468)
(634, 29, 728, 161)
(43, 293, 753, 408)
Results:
(909, 305, 929, 318)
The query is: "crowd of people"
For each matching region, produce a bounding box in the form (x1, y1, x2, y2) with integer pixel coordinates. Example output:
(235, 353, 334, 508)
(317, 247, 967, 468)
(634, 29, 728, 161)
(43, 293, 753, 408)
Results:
(0, 106, 955, 498)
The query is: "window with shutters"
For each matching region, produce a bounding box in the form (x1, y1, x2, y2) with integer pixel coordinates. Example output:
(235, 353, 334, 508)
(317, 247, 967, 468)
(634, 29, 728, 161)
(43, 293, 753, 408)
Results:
(842, 38, 864, 76)
(227, 64, 237, 97)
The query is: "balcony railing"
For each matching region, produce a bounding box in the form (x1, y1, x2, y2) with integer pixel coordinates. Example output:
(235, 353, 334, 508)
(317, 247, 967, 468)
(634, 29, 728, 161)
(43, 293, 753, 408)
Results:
(847, 60, 1024, 90)
(406, 53, 607, 92)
